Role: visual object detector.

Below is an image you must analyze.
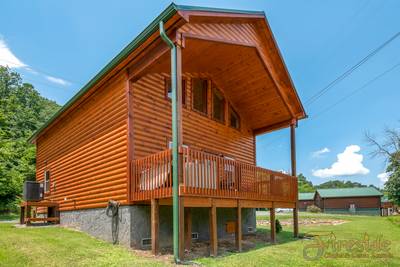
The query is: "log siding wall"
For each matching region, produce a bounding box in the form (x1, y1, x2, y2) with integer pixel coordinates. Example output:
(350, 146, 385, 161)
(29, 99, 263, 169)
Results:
(36, 73, 128, 211)
(323, 196, 381, 209)
(131, 73, 255, 164)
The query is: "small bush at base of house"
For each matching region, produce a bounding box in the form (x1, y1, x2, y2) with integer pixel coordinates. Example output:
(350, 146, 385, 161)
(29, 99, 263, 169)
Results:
(306, 205, 322, 213)
(275, 219, 282, 233)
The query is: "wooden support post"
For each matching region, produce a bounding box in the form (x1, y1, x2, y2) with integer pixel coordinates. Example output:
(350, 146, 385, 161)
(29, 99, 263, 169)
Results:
(290, 123, 299, 238)
(293, 203, 299, 237)
(209, 201, 218, 257)
(179, 197, 185, 260)
(270, 204, 276, 243)
(26, 205, 31, 226)
(235, 201, 242, 252)
(151, 198, 159, 255)
(184, 207, 192, 251)
(20, 206, 25, 225)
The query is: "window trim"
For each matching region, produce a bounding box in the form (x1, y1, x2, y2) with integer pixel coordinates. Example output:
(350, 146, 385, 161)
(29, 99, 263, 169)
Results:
(164, 77, 187, 107)
(229, 105, 240, 130)
(211, 86, 226, 124)
(191, 78, 209, 116)
(44, 170, 50, 193)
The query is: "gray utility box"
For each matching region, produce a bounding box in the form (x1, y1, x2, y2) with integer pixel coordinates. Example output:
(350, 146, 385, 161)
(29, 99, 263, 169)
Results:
(23, 181, 43, 201)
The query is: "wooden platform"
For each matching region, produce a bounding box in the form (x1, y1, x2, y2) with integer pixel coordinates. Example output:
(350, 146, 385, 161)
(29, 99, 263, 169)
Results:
(20, 201, 60, 225)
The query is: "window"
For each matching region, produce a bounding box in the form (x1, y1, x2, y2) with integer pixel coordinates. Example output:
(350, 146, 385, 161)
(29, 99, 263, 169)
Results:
(191, 232, 199, 240)
(212, 88, 225, 123)
(44, 170, 50, 193)
(229, 106, 240, 129)
(141, 238, 151, 246)
(165, 78, 186, 105)
(192, 78, 208, 114)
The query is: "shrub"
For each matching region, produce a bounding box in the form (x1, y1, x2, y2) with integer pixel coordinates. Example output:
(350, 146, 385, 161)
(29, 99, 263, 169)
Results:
(275, 219, 282, 233)
(306, 205, 321, 213)
(0, 197, 20, 214)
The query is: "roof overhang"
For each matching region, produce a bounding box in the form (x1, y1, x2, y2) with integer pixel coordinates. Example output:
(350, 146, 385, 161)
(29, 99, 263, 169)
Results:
(144, 37, 305, 132)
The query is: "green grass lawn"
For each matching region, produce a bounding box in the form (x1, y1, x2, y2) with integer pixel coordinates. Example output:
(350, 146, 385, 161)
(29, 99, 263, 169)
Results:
(0, 212, 399, 266)
(0, 223, 168, 267)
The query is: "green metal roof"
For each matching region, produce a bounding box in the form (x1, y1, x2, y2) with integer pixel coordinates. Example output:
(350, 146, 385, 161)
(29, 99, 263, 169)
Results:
(28, 3, 264, 143)
(299, 192, 315, 200)
(317, 187, 383, 198)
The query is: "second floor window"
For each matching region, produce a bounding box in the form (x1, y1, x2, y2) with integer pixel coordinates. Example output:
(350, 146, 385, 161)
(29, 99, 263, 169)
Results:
(229, 106, 240, 130)
(192, 78, 208, 114)
(165, 78, 186, 105)
(44, 170, 50, 193)
(212, 88, 225, 123)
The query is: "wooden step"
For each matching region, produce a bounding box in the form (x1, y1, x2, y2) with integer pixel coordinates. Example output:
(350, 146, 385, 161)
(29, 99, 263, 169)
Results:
(25, 217, 59, 222)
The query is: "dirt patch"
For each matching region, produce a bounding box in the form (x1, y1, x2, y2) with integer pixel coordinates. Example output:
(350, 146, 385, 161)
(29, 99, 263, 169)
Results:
(131, 249, 174, 265)
(181, 234, 269, 261)
(257, 218, 347, 227)
(135, 233, 271, 264)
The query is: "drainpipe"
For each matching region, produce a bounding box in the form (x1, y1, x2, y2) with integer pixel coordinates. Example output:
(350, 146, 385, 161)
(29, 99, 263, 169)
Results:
(159, 21, 180, 263)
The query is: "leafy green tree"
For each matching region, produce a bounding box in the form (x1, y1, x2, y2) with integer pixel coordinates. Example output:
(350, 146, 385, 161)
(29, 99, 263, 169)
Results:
(297, 173, 315, 192)
(0, 67, 60, 212)
(385, 154, 400, 205)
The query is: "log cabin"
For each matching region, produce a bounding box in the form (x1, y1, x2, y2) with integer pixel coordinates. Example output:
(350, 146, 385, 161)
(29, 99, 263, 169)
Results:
(314, 188, 383, 215)
(298, 192, 315, 211)
(28, 3, 306, 260)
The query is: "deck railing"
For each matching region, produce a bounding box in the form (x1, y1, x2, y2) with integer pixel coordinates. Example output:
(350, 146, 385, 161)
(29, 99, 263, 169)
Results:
(131, 147, 297, 202)
(131, 149, 172, 200)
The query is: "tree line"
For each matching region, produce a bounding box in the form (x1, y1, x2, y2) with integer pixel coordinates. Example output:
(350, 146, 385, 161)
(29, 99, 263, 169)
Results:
(0, 67, 60, 212)
(297, 173, 381, 193)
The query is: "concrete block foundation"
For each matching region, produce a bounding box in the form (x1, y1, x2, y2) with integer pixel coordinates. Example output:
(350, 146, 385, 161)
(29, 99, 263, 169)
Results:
(60, 205, 256, 249)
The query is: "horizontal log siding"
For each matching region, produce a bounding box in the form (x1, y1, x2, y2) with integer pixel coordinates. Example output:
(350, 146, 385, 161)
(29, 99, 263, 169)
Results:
(132, 73, 255, 164)
(36, 74, 128, 211)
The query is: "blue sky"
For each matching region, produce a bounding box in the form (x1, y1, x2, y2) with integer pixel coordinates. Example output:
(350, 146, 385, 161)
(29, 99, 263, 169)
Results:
(1, 1, 399, 187)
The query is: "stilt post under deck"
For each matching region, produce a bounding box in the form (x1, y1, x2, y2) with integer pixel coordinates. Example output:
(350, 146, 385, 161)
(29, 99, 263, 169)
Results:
(235, 201, 242, 252)
(291, 122, 299, 238)
(270, 203, 276, 243)
(209, 201, 218, 256)
(151, 198, 159, 255)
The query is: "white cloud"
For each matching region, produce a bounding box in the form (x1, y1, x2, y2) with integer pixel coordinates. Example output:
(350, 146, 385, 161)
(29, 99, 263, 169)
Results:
(377, 172, 390, 183)
(312, 145, 370, 178)
(45, 75, 70, 86)
(0, 37, 71, 87)
(312, 147, 330, 157)
(0, 38, 27, 68)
